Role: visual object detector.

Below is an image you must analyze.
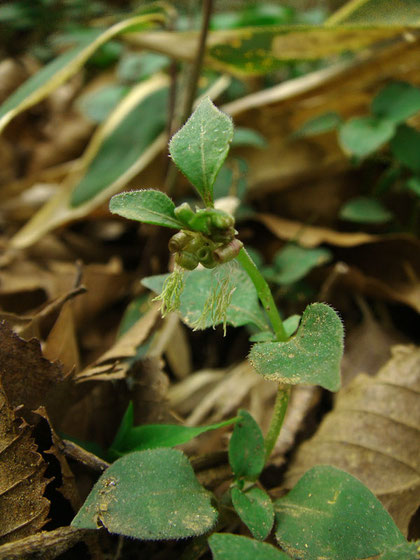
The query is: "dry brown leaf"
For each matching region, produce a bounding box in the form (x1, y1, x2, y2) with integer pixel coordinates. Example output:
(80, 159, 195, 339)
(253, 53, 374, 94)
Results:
(42, 301, 80, 375)
(0, 382, 49, 545)
(282, 345, 420, 535)
(257, 213, 379, 247)
(0, 321, 65, 411)
(34, 407, 81, 514)
(0, 257, 129, 326)
(341, 298, 407, 386)
(335, 237, 420, 313)
(75, 305, 161, 382)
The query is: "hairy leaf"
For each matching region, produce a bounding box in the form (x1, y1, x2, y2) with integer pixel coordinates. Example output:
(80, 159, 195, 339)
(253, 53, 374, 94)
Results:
(109, 402, 237, 457)
(72, 448, 217, 539)
(169, 97, 234, 206)
(209, 533, 290, 560)
(249, 303, 344, 391)
(231, 486, 274, 541)
(284, 345, 420, 535)
(229, 409, 265, 482)
(109, 189, 183, 229)
(275, 465, 411, 560)
(142, 266, 267, 331)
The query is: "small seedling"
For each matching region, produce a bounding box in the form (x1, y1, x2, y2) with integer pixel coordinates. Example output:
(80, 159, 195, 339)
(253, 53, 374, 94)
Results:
(72, 97, 417, 559)
(297, 81, 420, 228)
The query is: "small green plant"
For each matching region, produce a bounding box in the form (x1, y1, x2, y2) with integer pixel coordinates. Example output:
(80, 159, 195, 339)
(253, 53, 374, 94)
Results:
(72, 98, 418, 559)
(297, 81, 420, 228)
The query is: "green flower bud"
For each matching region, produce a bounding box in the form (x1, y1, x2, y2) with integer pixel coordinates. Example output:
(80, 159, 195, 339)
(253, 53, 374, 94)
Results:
(214, 239, 243, 264)
(197, 246, 217, 269)
(168, 231, 191, 253)
(209, 209, 234, 230)
(175, 251, 199, 271)
(174, 202, 195, 227)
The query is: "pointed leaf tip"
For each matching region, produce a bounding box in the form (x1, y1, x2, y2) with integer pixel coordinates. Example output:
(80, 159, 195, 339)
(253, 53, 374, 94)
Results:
(109, 189, 184, 229)
(169, 97, 234, 206)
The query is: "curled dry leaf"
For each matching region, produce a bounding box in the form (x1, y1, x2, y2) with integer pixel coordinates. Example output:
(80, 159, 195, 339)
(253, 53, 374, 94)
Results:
(75, 305, 161, 382)
(0, 382, 49, 545)
(0, 321, 65, 411)
(282, 345, 420, 535)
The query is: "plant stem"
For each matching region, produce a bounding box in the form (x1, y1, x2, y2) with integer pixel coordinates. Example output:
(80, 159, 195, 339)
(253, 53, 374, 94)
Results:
(264, 384, 291, 461)
(165, 0, 213, 194)
(236, 248, 287, 342)
(236, 247, 290, 461)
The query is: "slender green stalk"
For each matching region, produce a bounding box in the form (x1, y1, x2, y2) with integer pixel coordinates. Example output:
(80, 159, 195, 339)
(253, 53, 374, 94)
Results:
(264, 384, 291, 461)
(236, 247, 290, 461)
(236, 248, 287, 342)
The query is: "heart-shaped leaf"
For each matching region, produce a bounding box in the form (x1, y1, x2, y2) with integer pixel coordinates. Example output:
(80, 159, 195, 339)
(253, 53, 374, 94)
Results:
(372, 82, 420, 124)
(249, 303, 344, 391)
(209, 533, 291, 560)
(229, 409, 265, 482)
(275, 465, 412, 560)
(109, 189, 184, 229)
(72, 448, 217, 540)
(231, 486, 274, 541)
(169, 97, 233, 206)
(339, 116, 395, 158)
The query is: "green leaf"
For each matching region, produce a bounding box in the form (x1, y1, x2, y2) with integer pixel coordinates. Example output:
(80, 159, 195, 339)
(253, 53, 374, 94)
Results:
(110, 401, 134, 455)
(283, 314, 301, 337)
(169, 97, 234, 206)
(270, 244, 332, 285)
(71, 448, 218, 540)
(142, 266, 267, 331)
(339, 116, 396, 157)
(231, 486, 274, 541)
(378, 542, 420, 560)
(109, 189, 183, 229)
(294, 111, 342, 138)
(207, 26, 405, 76)
(339, 196, 393, 224)
(229, 410, 265, 482)
(0, 13, 165, 133)
(390, 124, 420, 173)
(109, 412, 237, 457)
(209, 533, 291, 560)
(372, 82, 420, 124)
(72, 85, 168, 206)
(232, 127, 267, 148)
(249, 303, 344, 392)
(328, 0, 420, 25)
(406, 176, 420, 197)
(76, 84, 129, 123)
(117, 52, 169, 83)
(275, 465, 410, 560)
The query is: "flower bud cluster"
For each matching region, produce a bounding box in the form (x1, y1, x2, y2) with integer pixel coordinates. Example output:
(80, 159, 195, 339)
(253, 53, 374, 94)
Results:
(168, 204, 243, 270)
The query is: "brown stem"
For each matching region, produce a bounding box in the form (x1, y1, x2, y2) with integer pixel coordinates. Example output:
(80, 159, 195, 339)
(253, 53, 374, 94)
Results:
(164, 0, 214, 194)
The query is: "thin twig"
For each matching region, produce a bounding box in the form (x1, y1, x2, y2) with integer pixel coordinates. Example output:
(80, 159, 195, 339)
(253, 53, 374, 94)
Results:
(165, 0, 214, 194)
